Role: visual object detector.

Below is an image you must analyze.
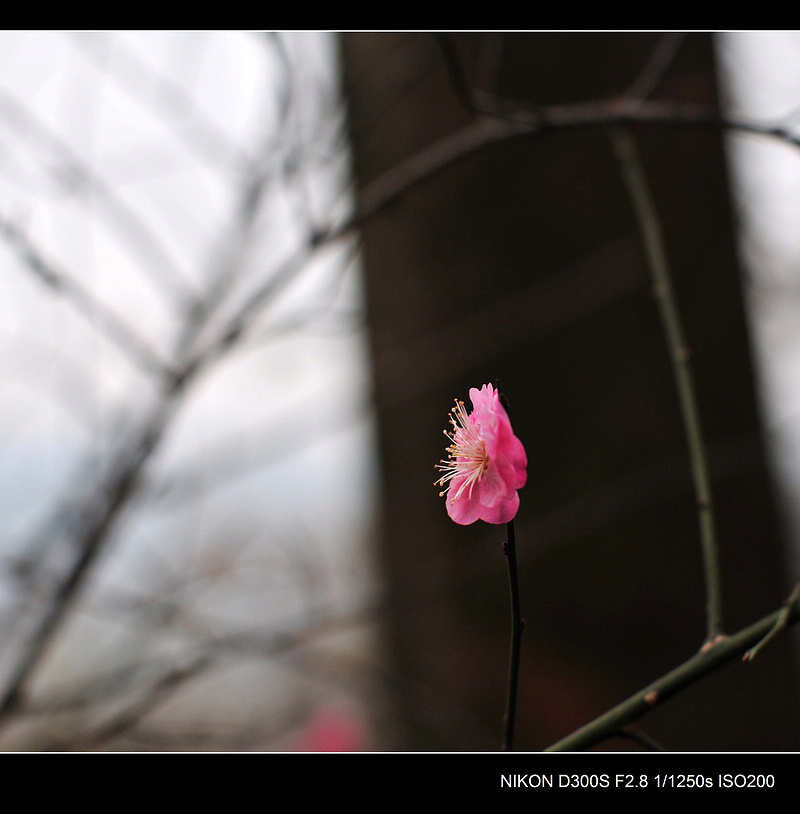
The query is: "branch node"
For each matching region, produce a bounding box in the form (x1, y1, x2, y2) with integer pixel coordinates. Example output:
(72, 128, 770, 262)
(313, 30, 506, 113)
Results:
(700, 633, 728, 653)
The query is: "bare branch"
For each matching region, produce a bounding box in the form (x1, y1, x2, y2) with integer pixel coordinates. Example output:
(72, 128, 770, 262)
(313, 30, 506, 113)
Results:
(612, 127, 724, 640)
(68, 32, 258, 175)
(546, 601, 800, 752)
(337, 99, 800, 250)
(0, 217, 174, 380)
(623, 32, 688, 101)
(0, 87, 197, 303)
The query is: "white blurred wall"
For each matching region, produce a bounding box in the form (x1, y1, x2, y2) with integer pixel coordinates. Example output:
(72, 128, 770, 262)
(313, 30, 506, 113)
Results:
(717, 31, 800, 579)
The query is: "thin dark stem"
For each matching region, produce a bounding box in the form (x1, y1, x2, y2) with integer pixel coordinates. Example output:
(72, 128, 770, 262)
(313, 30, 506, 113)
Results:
(623, 33, 687, 101)
(502, 518, 525, 751)
(611, 127, 724, 641)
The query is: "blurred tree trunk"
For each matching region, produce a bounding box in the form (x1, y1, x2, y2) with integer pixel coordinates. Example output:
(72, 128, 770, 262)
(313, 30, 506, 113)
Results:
(340, 32, 799, 751)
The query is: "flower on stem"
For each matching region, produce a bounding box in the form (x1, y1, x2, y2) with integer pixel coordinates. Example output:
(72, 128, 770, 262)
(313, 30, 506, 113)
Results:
(435, 384, 527, 525)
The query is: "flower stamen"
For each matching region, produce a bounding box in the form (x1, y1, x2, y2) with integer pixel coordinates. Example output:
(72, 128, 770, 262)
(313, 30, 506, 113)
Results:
(435, 399, 489, 501)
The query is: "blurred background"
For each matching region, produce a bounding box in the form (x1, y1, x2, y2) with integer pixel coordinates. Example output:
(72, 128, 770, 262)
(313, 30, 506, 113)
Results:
(0, 31, 797, 751)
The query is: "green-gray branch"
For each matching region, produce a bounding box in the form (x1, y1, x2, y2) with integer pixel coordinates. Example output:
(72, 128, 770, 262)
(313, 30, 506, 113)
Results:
(545, 601, 799, 751)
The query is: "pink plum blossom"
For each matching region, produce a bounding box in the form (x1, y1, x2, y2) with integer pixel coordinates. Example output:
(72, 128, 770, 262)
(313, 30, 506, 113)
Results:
(436, 384, 527, 525)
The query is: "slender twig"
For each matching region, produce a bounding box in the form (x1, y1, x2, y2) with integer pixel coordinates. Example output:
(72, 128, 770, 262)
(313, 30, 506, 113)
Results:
(0, 386, 182, 719)
(611, 127, 724, 641)
(743, 579, 800, 662)
(501, 518, 525, 751)
(545, 600, 800, 751)
(69, 32, 256, 175)
(623, 33, 687, 101)
(0, 88, 196, 303)
(435, 32, 688, 120)
(619, 725, 667, 751)
(433, 34, 498, 117)
(340, 100, 800, 252)
(50, 655, 214, 752)
(0, 218, 174, 380)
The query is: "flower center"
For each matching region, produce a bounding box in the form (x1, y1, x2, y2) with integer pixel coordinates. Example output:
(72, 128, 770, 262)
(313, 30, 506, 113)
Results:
(435, 399, 489, 501)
